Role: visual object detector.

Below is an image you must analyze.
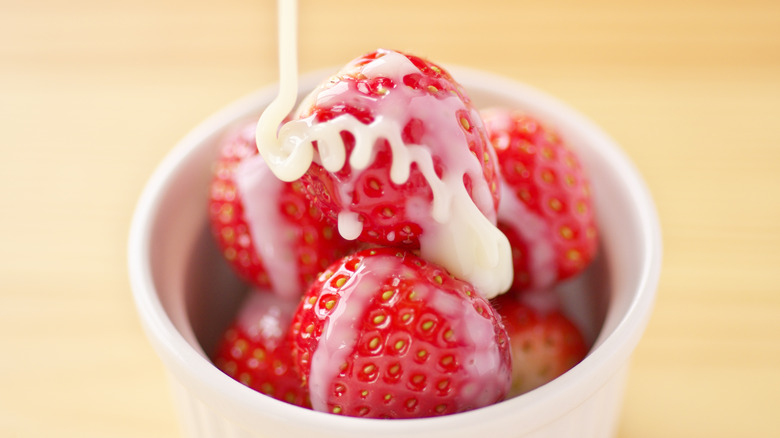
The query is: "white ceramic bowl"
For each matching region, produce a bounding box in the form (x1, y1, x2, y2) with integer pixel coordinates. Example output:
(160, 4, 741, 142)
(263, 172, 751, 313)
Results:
(128, 67, 661, 438)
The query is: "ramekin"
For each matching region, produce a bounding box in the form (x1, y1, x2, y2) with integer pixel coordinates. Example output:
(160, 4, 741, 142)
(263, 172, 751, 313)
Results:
(128, 67, 661, 438)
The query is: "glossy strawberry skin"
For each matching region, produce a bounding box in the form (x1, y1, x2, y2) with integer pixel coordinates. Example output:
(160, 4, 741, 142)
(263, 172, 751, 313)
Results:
(208, 122, 354, 298)
(297, 49, 501, 249)
(483, 109, 599, 292)
(212, 289, 310, 408)
(491, 293, 588, 397)
(289, 248, 512, 418)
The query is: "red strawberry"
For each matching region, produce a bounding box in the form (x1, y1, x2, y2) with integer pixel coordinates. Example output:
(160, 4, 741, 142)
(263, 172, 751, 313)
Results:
(491, 292, 588, 397)
(212, 289, 309, 407)
(289, 247, 512, 418)
(208, 122, 354, 299)
(294, 49, 501, 250)
(482, 108, 599, 292)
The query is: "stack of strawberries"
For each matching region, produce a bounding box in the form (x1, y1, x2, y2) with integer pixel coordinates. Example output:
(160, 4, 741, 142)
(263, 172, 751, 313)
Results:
(207, 49, 598, 419)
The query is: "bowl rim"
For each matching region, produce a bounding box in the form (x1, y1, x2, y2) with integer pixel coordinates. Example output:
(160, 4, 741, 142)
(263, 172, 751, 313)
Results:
(128, 66, 662, 434)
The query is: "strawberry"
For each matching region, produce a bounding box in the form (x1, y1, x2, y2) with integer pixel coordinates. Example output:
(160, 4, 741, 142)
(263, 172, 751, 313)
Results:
(294, 49, 501, 250)
(289, 247, 512, 418)
(208, 122, 354, 299)
(491, 292, 588, 397)
(482, 108, 599, 292)
(212, 289, 309, 407)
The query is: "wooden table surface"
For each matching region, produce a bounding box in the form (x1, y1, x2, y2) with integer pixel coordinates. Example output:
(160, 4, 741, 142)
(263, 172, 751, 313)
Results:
(2, 0, 779, 436)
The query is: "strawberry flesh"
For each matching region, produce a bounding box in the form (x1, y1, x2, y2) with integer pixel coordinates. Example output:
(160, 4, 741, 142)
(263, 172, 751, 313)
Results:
(491, 293, 588, 396)
(213, 289, 310, 407)
(483, 109, 599, 292)
(290, 248, 511, 418)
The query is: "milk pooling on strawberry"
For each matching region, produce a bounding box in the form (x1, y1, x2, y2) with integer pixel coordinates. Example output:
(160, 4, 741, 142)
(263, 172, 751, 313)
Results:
(306, 258, 384, 412)
(233, 155, 301, 299)
(234, 288, 298, 347)
(481, 109, 556, 290)
(496, 176, 558, 290)
(257, 49, 512, 299)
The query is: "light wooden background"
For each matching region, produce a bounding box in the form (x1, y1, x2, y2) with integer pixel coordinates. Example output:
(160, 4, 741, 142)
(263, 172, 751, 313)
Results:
(1, 0, 779, 436)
